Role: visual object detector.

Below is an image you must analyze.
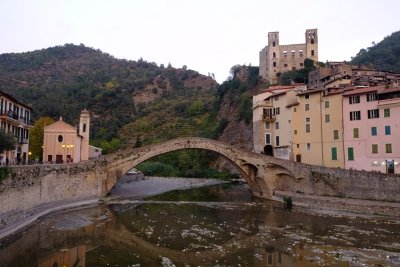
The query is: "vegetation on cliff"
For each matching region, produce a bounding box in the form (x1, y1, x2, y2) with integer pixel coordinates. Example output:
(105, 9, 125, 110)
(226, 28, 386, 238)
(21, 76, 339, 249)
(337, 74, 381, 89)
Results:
(351, 31, 400, 72)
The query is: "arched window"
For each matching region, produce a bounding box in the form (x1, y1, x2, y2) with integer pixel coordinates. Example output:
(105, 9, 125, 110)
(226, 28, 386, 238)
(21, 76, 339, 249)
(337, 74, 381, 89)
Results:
(83, 123, 87, 133)
(272, 41, 276, 47)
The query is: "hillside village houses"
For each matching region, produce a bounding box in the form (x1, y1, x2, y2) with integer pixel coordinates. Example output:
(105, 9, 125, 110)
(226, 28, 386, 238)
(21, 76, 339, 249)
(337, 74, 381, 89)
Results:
(43, 109, 102, 164)
(254, 29, 400, 174)
(0, 90, 33, 165)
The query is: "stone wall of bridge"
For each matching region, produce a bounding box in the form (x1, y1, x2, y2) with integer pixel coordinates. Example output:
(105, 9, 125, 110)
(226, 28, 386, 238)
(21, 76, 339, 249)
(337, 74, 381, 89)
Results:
(0, 137, 400, 218)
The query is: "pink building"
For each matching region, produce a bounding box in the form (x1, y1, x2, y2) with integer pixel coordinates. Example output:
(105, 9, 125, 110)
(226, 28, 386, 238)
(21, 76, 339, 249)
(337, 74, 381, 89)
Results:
(343, 85, 400, 174)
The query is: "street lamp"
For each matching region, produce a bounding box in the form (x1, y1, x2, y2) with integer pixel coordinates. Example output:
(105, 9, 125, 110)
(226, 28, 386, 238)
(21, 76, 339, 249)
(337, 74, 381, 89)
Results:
(62, 144, 74, 163)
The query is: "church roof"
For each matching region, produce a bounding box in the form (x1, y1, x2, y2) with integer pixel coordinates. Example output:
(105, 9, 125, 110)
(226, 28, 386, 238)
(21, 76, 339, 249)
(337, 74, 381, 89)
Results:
(43, 119, 78, 133)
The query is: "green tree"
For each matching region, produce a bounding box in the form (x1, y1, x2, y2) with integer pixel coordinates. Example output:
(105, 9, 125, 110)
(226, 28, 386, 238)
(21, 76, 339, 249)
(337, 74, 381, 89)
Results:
(0, 131, 16, 153)
(29, 117, 55, 161)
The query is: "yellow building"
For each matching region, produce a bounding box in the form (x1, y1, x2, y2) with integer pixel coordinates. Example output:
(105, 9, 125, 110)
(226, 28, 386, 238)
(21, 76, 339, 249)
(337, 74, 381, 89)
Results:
(292, 89, 345, 167)
(292, 90, 324, 165)
(43, 110, 90, 163)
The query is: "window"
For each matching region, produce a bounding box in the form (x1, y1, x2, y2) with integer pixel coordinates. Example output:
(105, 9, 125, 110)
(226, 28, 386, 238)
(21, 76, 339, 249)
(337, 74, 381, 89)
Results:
(371, 127, 377, 136)
(305, 104, 310, 111)
(325, 114, 330, 123)
(284, 63, 288, 67)
(333, 130, 339, 140)
(276, 136, 280, 146)
(372, 144, 378, 154)
(353, 128, 359, 138)
(331, 147, 338, 160)
(305, 94, 310, 99)
(58, 135, 63, 142)
(311, 39, 315, 44)
(367, 109, 379, 119)
(296, 144, 300, 148)
(386, 144, 392, 153)
(306, 124, 310, 133)
(300, 63, 304, 67)
(265, 122, 270, 129)
(307, 143, 311, 150)
(350, 111, 361, 121)
(367, 93, 377, 102)
(274, 96, 279, 101)
(274, 107, 280, 115)
(272, 41, 276, 47)
(265, 134, 271, 144)
(273, 52, 276, 58)
(349, 95, 360, 104)
(306, 117, 310, 122)
(292, 67, 296, 70)
(347, 147, 354, 161)
(273, 62, 276, 67)
(83, 123, 87, 133)
(385, 126, 391, 135)
(325, 101, 329, 108)
(311, 50, 315, 56)
(294, 130, 297, 135)
(294, 107, 297, 112)
(275, 122, 279, 129)
(300, 52, 303, 57)
(384, 108, 390, 117)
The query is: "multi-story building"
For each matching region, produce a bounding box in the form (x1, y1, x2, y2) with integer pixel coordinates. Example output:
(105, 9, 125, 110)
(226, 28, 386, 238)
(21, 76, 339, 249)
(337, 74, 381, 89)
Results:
(343, 85, 400, 173)
(309, 62, 400, 90)
(0, 90, 32, 165)
(253, 84, 306, 159)
(259, 29, 318, 85)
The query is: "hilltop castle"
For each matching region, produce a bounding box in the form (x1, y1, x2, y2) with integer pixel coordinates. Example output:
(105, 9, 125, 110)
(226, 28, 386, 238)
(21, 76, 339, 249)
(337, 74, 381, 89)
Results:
(259, 29, 319, 84)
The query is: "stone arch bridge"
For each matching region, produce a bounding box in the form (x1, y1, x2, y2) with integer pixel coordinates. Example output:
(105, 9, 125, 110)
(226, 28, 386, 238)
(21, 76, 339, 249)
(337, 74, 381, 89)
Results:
(1, 137, 399, 216)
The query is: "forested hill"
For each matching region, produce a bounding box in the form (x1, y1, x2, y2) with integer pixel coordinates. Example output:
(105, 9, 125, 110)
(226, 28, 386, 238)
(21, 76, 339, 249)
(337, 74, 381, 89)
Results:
(0, 44, 262, 157)
(351, 30, 400, 72)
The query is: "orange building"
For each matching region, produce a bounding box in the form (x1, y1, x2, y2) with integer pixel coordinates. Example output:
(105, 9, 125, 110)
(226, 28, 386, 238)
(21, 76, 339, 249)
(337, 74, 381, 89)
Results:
(43, 110, 90, 164)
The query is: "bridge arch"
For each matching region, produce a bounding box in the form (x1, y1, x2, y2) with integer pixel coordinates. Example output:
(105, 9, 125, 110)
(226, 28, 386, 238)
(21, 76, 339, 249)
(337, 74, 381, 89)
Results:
(104, 138, 265, 195)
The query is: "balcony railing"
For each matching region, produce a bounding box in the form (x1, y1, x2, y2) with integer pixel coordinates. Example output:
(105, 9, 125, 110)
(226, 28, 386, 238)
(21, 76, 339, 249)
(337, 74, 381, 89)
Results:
(262, 113, 276, 122)
(0, 113, 32, 125)
(18, 137, 29, 144)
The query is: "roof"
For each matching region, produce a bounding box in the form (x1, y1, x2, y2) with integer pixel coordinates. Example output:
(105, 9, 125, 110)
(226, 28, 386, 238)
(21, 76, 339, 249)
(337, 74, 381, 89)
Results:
(43, 119, 78, 133)
(377, 86, 400, 94)
(297, 89, 324, 96)
(342, 85, 385, 96)
(0, 90, 33, 110)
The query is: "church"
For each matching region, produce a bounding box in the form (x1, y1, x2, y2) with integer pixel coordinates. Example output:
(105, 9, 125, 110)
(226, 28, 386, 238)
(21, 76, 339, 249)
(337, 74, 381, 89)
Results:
(42, 109, 101, 164)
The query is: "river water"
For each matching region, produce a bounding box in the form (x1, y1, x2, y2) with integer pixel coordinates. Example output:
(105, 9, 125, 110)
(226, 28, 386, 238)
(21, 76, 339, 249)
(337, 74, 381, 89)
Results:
(1, 183, 400, 266)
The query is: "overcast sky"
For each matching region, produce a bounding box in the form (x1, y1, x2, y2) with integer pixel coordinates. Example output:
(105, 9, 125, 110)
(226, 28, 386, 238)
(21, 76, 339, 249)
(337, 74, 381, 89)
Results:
(0, 0, 399, 83)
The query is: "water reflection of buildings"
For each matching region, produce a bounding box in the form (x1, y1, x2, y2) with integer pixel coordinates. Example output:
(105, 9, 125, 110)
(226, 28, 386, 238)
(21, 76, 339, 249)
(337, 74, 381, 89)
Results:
(38, 245, 86, 267)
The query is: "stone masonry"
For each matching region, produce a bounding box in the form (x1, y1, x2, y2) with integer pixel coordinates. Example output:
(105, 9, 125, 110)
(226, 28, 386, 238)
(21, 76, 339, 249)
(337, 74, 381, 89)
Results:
(0, 137, 400, 217)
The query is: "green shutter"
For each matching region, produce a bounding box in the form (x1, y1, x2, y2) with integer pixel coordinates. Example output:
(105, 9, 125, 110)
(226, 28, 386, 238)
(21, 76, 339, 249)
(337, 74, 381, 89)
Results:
(348, 147, 354, 161)
(331, 147, 337, 160)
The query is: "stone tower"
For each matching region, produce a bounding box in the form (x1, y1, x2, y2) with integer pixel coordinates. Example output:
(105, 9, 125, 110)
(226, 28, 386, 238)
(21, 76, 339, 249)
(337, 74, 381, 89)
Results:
(259, 29, 319, 85)
(305, 29, 318, 61)
(79, 109, 90, 161)
(267, 32, 280, 84)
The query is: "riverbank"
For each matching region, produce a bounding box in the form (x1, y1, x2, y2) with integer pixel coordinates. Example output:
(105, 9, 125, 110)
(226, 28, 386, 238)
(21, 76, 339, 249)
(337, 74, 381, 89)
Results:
(0, 176, 227, 241)
(274, 191, 400, 221)
(109, 176, 229, 199)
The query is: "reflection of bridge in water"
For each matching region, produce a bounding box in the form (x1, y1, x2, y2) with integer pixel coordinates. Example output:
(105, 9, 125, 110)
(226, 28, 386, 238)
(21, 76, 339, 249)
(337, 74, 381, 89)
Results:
(0, 203, 329, 267)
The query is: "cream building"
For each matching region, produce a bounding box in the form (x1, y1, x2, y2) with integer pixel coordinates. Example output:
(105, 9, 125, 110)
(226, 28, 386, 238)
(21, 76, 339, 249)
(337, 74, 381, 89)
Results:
(253, 84, 306, 159)
(43, 110, 91, 163)
(259, 29, 318, 85)
(0, 90, 33, 165)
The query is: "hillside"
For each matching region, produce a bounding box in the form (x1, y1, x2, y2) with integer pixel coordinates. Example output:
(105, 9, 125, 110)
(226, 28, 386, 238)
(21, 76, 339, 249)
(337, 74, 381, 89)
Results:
(0, 44, 263, 177)
(0, 44, 218, 146)
(351, 30, 400, 72)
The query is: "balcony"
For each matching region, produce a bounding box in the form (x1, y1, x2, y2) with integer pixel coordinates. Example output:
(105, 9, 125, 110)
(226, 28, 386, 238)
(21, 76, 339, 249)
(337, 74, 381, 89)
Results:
(0, 113, 32, 126)
(18, 137, 29, 144)
(262, 113, 276, 122)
